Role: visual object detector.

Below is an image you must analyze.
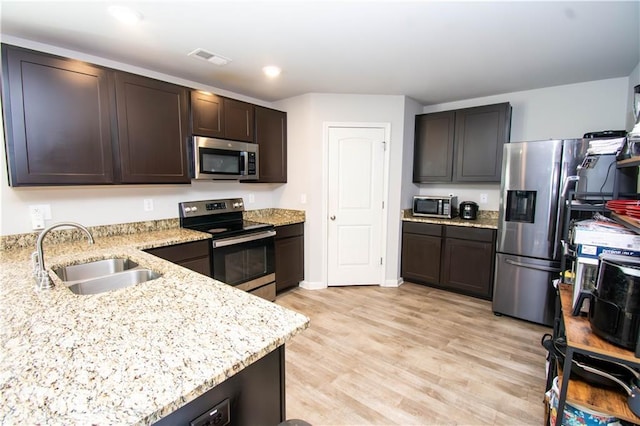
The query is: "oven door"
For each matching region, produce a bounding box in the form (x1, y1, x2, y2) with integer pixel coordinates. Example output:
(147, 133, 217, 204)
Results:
(211, 230, 276, 297)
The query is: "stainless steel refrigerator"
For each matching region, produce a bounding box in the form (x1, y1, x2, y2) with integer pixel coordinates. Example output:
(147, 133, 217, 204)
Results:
(492, 139, 588, 326)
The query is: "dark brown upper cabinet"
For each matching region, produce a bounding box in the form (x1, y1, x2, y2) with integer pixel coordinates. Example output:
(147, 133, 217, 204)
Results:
(190, 91, 254, 142)
(1, 44, 115, 186)
(223, 98, 254, 142)
(413, 102, 511, 183)
(113, 72, 190, 184)
(413, 111, 455, 183)
(1, 44, 191, 186)
(190, 91, 224, 138)
(254, 106, 287, 183)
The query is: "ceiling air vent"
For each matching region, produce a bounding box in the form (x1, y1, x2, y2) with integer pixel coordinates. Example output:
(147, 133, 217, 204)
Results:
(188, 48, 231, 66)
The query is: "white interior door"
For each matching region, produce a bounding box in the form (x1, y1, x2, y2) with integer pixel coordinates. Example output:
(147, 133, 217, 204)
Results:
(327, 126, 386, 286)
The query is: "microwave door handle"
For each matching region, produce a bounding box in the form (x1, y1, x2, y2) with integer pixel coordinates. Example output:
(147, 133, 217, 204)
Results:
(239, 152, 247, 176)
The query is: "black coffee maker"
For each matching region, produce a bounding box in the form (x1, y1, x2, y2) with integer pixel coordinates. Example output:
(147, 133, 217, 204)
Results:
(575, 254, 640, 351)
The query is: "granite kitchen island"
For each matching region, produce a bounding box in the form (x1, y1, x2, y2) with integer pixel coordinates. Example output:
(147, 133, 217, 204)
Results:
(0, 221, 309, 425)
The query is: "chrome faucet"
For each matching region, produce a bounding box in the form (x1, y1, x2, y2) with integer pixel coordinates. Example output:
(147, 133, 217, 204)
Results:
(33, 222, 95, 290)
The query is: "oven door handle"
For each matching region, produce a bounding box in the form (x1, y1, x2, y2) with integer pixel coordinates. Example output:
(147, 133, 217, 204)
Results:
(212, 230, 276, 248)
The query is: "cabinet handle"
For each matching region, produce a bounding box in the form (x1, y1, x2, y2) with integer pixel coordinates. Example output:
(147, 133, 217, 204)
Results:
(330, 215, 336, 221)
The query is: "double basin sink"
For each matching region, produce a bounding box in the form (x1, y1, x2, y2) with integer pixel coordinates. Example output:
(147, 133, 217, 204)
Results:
(53, 258, 160, 295)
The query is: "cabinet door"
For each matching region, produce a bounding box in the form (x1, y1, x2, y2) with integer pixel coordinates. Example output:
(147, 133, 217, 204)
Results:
(275, 226, 304, 293)
(454, 103, 511, 182)
(191, 91, 225, 138)
(441, 236, 494, 299)
(413, 111, 455, 183)
(254, 106, 287, 183)
(114, 72, 190, 183)
(401, 232, 442, 284)
(223, 98, 254, 142)
(1, 44, 114, 186)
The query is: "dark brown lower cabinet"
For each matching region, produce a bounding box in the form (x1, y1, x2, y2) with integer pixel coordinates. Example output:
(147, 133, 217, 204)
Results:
(441, 226, 495, 300)
(145, 239, 211, 277)
(401, 222, 443, 284)
(401, 222, 495, 300)
(275, 223, 304, 293)
(153, 346, 284, 425)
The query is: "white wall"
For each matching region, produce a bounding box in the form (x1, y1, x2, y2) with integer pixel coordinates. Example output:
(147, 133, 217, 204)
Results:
(416, 77, 631, 210)
(0, 36, 281, 236)
(274, 93, 409, 287)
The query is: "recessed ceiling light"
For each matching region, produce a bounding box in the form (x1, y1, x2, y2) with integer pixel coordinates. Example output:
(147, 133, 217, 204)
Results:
(108, 5, 143, 25)
(262, 66, 282, 78)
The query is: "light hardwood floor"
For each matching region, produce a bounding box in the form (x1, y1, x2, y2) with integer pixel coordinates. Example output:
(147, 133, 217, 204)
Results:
(276, 282, 550, 425)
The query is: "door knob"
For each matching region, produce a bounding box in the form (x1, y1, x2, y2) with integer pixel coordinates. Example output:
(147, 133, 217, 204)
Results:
(330, 215, 336, 220)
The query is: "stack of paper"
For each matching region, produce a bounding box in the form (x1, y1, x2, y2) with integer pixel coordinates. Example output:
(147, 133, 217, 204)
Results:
(586, 137, 626, 155)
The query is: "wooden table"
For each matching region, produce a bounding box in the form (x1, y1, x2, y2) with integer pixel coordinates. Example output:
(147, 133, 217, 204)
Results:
(556, 284, 640, 424)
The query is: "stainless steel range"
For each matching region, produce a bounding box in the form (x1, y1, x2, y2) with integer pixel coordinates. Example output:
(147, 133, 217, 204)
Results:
(179, 198, 276, 301)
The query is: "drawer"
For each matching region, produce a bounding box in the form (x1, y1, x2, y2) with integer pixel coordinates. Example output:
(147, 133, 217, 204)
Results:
(275, 223, 304, 239)
(146, 239, 211, 263)
(403, 221, 443, 237)
(250, 282, 276, 301)
(445, 226, 495, 243)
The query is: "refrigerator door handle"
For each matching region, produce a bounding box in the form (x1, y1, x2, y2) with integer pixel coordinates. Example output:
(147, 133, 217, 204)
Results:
(547, 161, 562, 258)
(505, 258, 561, 273)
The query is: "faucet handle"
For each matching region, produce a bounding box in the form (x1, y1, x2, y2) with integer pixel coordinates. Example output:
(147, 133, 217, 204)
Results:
(31, 251, 40, 275)
(34, 269, 53, 291)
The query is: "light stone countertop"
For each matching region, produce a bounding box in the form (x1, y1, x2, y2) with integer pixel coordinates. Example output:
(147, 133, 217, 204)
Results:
(0, 225, 309, 425)
(401, 209, 498, 230)
(244, 208, 305, 226)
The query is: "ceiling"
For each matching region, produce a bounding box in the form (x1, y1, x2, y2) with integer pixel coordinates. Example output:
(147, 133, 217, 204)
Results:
(1, 1, 638, 105)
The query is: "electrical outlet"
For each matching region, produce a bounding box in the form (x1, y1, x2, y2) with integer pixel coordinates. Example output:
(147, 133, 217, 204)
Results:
(300, 194, 307, 204)
(247, 193, 255, 204)
(143, 199, 154, 211)
(480, 193, 488, 204)
(29, 205, 46, 230)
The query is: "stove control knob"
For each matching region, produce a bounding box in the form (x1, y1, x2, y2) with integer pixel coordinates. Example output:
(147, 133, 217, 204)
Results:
(192, 206, 198, 212)
(233, 202, 242, 208)
(184, 207, 192, 213)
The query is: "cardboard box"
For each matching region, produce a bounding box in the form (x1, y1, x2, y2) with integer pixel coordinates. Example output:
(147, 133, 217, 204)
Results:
(577, 244, 640, 258)
(572, 224, 640, 250)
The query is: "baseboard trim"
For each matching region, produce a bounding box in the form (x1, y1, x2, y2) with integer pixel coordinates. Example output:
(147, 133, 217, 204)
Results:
(381, 278, 403, 288)
(299, 280, 327, 290)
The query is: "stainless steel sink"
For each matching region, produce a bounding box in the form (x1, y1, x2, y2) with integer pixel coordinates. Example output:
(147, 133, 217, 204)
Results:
(66, 269, 161, 295)
(53, 258, 139, 282)
(53, 257, 161, 295)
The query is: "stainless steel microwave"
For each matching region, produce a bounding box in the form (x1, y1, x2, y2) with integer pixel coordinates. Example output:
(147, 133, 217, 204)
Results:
(192, 136, 258, 180)
(412, 195, 458, 218)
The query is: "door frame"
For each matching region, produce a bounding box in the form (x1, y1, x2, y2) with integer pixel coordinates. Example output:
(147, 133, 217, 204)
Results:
(321, 122, 391, 287)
